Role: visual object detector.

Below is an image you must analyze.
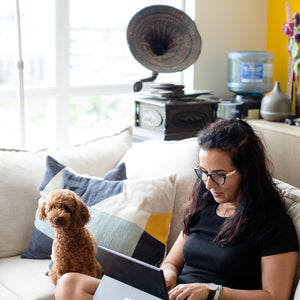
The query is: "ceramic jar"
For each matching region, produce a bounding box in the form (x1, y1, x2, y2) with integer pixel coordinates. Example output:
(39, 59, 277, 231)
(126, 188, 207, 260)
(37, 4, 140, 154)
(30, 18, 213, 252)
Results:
(260, 81, 292, 121)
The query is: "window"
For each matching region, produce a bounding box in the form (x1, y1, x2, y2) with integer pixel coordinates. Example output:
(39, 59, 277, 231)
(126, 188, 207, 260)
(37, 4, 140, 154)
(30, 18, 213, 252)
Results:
(0, 0, 190, 150)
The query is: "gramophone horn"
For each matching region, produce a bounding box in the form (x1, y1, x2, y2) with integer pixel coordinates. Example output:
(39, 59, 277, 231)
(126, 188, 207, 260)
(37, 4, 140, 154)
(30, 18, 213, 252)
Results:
(127, 5, 201, 74)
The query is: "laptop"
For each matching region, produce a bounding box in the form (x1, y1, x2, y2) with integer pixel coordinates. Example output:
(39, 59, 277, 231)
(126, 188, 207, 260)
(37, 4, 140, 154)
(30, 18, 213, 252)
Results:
(93, 245, 169, 300)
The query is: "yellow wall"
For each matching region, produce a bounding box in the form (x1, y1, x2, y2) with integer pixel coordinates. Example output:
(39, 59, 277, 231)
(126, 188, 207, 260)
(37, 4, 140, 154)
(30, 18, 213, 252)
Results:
(267, 0, 300, 94)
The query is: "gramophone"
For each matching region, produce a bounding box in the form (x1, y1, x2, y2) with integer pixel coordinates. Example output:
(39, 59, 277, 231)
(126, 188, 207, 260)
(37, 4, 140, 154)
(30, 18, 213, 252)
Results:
(127, 5, 217, 141)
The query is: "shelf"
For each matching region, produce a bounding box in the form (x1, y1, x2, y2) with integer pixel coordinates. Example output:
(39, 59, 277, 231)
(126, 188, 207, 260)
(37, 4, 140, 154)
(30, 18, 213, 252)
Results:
(248, 119, 300, 188)
(248, 119, 300, 138)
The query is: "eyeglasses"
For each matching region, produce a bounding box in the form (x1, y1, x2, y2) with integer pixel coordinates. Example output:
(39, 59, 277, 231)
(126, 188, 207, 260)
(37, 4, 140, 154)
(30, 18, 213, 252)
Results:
(194, 165, 237, 186)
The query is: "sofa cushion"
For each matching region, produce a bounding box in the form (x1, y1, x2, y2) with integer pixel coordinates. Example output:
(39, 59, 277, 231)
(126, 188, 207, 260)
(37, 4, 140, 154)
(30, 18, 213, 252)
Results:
(0, 284, 21, 300)
(0, 127, 132, 259)
(0, 256, 54, 300)
(0, 150, 45, 259)
(121, 137, 199, 252)
(22, 156, 127, 259)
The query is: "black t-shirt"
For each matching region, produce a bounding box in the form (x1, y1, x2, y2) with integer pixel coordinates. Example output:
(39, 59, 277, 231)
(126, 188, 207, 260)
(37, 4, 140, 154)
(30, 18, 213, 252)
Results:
(177, 203, 298, 290)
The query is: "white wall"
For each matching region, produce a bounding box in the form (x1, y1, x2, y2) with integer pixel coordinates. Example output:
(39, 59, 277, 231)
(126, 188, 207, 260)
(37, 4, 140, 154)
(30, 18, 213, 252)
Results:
(193, 0, 269, 96)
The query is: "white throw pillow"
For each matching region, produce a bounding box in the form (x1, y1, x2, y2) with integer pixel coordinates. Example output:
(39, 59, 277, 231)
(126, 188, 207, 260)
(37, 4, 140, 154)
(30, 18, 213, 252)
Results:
(0, 127, 132, 258)
(121, 137, 199, 252)
(0, 150, 45, 259)
(39, 127, 133, 177)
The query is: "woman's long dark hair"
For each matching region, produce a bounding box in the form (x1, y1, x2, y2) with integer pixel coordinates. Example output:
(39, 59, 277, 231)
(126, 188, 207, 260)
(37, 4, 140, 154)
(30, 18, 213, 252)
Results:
(183, 119, 284, 245)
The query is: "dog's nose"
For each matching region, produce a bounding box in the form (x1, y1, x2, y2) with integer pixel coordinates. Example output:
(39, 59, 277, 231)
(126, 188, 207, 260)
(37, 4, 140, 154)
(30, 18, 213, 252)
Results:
(54, 217, 61, 225)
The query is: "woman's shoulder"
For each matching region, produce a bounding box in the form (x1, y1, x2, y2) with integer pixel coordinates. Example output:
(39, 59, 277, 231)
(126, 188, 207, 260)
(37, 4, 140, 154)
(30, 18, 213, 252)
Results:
(255, 204, 296, 235)
(266, 204, 294, 224)
(255, 205, 298, 255)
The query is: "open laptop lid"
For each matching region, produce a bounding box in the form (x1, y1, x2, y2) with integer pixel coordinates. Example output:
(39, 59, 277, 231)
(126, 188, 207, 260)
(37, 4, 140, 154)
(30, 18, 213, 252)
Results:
(96, 245, 169, 300)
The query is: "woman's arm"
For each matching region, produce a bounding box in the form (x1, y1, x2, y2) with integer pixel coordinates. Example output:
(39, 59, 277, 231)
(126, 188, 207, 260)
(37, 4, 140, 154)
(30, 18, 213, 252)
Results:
(161, 232, 187, 291)
(168, 251, 298, 300)
(220, 251, 298, 300)
(261, 251, 298, 299)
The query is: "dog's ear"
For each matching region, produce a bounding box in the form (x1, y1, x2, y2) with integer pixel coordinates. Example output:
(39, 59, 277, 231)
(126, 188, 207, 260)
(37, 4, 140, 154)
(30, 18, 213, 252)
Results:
(79, 201, 90, 226)
(39, 201, 47, 220)
(73, 194, 90, 227)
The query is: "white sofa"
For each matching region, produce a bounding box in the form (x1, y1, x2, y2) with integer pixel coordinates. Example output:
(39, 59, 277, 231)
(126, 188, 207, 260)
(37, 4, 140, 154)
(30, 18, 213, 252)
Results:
(0, 126, 299, 300)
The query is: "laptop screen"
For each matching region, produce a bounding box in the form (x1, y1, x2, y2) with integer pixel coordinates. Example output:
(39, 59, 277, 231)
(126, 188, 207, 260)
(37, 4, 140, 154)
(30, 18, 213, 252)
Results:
(96, 246, 169, 300)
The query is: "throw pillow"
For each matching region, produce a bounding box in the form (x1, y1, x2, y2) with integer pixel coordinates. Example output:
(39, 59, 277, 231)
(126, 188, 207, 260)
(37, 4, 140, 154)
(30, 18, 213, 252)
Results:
(120, 137, 200, 252)
(61, 169, 176, 266)
(0, 126, 132, 258)
(21, 156, 127, 259)
(22, 155, 176, 266)
(0, 149, 45, 258)
(38, 126, 132, 177)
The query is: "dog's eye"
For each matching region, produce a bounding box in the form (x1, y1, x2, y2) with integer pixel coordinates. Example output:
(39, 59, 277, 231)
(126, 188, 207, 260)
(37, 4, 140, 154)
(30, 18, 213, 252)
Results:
(51, 205, 55, 210)
(64, 206, 72, 215)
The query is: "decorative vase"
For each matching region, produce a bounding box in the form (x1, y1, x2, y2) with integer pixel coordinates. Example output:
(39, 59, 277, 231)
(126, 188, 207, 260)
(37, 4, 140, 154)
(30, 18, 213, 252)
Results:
(260, 81, 292, 121)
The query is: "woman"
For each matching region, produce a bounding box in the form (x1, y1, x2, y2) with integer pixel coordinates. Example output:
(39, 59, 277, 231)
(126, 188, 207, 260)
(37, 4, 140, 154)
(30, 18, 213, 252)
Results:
(161, 118, 298, 300)
(55, 119, 298, 300)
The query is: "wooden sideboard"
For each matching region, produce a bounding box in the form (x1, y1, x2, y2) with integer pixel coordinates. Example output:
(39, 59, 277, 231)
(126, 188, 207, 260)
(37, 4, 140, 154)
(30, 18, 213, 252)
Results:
(248, 120, 300, 188)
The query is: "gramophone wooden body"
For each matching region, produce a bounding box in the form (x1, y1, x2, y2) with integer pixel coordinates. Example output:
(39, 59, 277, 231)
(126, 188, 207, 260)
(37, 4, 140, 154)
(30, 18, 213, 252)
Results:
(134, 97, 217, 141)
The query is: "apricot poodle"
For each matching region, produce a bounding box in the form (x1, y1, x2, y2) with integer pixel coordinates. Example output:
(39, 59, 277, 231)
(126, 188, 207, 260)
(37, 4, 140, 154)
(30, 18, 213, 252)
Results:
(39, 189, 102, 285)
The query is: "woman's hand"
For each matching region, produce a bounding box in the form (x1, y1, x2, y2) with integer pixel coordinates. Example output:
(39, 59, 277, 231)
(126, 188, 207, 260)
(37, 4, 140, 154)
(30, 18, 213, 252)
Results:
(168, 283, 209, 300)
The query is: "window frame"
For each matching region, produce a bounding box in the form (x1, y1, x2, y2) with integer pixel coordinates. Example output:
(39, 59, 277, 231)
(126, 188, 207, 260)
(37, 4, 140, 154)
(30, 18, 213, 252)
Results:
(0, 0, 195, 149)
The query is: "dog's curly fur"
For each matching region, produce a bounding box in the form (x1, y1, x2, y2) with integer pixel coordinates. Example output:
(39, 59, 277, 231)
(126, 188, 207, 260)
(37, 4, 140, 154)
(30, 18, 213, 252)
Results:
(39, 189, 103, 285)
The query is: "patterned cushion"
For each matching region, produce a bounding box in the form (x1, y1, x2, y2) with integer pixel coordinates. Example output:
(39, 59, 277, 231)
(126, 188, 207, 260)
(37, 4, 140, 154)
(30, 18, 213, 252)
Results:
(21, 156, 127, 259)
(22, 156, 177, 266)
(61, 169, 176, 265)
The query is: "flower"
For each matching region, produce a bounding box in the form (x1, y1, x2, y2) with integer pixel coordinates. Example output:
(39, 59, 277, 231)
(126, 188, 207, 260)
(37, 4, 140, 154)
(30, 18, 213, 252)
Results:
(283, 22, 294, 37)
(283, 6, 300, 76)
